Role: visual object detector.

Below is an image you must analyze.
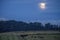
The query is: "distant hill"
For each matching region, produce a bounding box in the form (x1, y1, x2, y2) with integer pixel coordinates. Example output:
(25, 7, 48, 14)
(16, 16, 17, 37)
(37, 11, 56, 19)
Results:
(0, 20, 60, 33)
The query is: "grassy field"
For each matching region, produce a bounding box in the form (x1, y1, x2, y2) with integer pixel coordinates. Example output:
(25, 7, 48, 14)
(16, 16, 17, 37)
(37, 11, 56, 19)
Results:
(0, 31, 60, 40)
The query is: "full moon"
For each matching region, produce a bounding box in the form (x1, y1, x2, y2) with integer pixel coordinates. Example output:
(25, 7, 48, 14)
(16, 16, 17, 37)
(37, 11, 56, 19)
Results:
(39, 2, 46, 9)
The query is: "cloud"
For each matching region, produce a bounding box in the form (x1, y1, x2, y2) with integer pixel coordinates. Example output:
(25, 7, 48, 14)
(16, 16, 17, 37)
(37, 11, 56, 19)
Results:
(0, 18, 8, 21)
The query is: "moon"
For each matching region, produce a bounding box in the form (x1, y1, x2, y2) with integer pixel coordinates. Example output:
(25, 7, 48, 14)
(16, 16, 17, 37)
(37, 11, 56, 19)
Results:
(39, 2, 46, 9)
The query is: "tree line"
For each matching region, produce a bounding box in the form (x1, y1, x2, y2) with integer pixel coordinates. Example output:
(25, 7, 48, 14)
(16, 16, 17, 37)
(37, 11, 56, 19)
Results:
(0, 20, 60, 33)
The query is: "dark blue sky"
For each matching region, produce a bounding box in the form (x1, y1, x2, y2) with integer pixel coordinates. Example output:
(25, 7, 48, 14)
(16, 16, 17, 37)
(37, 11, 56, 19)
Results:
(0, 0, 60, 24)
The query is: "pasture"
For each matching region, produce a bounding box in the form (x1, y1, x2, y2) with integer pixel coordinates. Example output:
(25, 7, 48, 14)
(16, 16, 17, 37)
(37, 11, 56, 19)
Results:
(0, 31, 60, 40)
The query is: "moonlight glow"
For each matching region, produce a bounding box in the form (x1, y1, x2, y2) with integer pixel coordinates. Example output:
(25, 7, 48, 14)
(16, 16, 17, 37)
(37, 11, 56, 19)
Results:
(39, 2, 46, 9)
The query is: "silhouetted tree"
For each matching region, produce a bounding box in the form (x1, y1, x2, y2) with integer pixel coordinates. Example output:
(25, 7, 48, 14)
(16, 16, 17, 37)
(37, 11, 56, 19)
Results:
(0, 20, 59, 33)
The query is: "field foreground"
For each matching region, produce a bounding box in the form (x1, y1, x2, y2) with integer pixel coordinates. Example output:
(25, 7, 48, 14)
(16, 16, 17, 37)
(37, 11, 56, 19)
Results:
(0, 31, 60, 40)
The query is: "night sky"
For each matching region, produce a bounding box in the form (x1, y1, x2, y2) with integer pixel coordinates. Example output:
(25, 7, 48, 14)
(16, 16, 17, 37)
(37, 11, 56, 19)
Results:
(0, 0, 60, 24)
